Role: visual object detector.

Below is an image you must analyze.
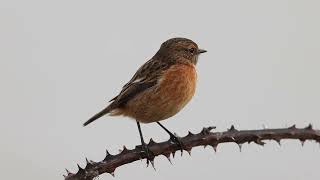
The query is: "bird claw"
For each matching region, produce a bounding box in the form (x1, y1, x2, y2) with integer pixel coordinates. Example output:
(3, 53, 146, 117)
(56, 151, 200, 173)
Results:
(141, 143, 155, 167)
(170, 134, 184, 155)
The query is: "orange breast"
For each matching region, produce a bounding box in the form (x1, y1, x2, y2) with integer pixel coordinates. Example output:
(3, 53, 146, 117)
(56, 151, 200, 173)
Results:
(156, 63, 197, 115)
(121, 63, 197, 123)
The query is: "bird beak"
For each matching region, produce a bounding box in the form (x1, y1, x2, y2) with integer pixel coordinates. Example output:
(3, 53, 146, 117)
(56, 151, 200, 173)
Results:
(197, 49, 207, 54)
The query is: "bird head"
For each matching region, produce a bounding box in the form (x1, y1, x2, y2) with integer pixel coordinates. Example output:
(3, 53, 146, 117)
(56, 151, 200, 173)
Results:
(157, 37, 207, 65)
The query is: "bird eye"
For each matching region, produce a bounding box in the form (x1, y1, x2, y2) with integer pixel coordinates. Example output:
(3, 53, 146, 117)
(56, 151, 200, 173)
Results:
(188, 48, 195, 54)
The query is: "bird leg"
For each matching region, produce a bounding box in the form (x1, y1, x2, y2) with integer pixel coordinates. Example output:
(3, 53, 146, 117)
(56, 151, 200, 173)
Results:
(156, 122, 184, 154)
(136, 121, 154, 166)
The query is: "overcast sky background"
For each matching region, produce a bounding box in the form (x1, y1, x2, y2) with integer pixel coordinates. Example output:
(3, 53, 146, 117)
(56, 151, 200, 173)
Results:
(1, 0, 320, 180)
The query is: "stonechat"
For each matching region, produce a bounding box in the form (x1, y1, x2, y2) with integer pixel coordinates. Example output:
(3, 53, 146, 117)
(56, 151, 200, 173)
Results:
(84, 38, 207, 162)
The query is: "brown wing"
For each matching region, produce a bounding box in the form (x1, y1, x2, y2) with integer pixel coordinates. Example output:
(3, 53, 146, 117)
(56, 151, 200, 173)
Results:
(83, 58, 173, 126)
(109, 58, 169, 105)
(109, 59, 169, 102)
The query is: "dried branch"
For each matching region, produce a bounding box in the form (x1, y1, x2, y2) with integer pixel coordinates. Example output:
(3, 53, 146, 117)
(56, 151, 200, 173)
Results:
(64, 124, 320, 180)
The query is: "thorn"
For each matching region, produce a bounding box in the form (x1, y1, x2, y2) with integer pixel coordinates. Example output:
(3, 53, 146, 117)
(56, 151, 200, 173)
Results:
(238, 144, 242, 152)
(208, 126, 216, 131)
(228, 125, 237, 132)
(110, 171, 115, 177)
(201, 127, 207, 134)
(300, 139, 306, 146)
(104, 149, 112, 161)
(65, 168, 71, 175)
(274, 138, 281, 146)
(187, 149, 192, 156)
(289, 124, 296, 129)
(148, 138, 156, 145)
(305, 124, 313, 130)
(150, 160, 156, 171)
(63, 175, 67, 178)
(121, 145, 128, 154)
(172, 151, 176, 158)
(163, 153, 170, 158)
(211, 144, 218, 152)
(166, 156, 173, 165)
(201, 126, 215, 135)
(187, 131, 194, 137)
(162, 153, 173, 164)
(77, 164, 84, 172)
(85, 157, 94, 168)
(146, 159, 156, 170)
(213, 145, 217, 152)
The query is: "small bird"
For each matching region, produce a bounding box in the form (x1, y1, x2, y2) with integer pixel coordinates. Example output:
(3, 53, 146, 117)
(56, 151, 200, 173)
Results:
(84, 37, 206, 162)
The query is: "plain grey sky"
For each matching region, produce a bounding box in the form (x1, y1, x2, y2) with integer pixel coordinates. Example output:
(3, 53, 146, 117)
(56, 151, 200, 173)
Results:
(1, 0, 320, 179)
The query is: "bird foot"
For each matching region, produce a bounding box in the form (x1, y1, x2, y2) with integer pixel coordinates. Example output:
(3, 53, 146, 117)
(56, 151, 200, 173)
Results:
(170, 134, 184, 154)
(140, 143, 155, 168)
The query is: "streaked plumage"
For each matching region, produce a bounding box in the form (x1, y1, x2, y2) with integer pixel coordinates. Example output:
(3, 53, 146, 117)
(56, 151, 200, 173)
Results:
(83, 38, 206, 126)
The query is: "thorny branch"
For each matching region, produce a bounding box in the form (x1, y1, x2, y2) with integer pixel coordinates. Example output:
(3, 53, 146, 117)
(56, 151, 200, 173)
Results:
(64, 124, 320, 180)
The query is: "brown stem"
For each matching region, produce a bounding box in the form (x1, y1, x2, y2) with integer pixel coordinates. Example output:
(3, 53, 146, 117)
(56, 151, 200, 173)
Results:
(64, 124, 320, 180)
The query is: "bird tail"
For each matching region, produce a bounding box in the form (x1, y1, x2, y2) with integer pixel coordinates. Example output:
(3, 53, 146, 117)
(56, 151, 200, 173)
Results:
(83, 105, 113, 126)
